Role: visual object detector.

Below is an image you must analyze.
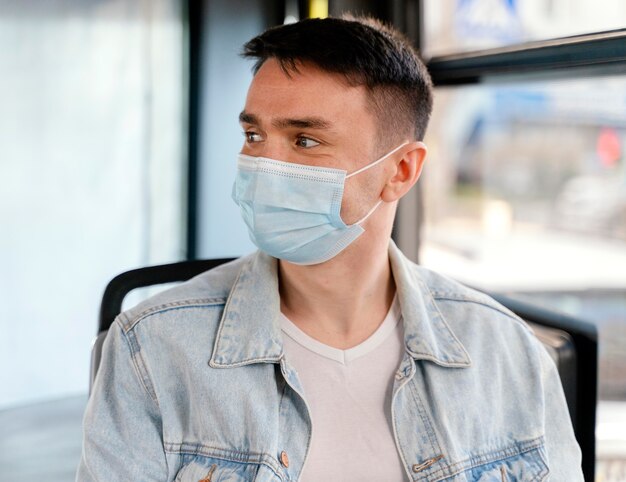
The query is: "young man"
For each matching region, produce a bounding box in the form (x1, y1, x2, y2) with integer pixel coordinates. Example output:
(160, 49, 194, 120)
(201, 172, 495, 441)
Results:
(78, 17, 583, 481)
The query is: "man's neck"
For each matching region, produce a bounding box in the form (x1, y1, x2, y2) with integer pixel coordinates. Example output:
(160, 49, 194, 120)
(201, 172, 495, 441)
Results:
(278, 233, 396, 350)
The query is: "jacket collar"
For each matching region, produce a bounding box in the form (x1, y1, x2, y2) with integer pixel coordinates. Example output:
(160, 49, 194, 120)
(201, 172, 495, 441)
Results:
(209, 251, 284, 368)
(209, 241, 471, 368)
(388, 242, 471, 368)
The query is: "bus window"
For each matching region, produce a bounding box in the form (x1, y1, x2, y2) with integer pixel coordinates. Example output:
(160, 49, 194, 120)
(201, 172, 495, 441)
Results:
(422, 75, 626, 478)
(424, 0, 626, 57)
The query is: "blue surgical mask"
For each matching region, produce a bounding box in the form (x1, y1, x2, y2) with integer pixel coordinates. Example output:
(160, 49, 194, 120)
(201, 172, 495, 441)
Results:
(232, 143, 408, 265)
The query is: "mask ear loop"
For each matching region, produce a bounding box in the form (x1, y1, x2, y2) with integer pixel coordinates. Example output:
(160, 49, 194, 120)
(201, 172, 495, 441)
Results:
(353, 199, 383, 225)
(346, 142, 410, 225)
(345, 142, 410, 179)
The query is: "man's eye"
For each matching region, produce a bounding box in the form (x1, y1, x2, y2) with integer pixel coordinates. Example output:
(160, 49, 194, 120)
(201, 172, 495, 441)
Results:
(295, 136, 320, 148)
(244, 131, 263, 143)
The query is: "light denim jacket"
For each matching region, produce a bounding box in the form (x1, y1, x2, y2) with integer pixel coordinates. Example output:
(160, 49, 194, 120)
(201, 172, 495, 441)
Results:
(77, 242, 583, 481)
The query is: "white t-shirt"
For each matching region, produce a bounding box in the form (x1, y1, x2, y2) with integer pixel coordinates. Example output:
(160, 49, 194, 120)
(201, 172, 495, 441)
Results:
(280, 296, 408, 482)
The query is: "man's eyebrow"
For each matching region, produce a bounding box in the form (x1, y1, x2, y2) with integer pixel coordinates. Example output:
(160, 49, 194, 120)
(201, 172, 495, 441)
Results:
(239, 111, 332, 130)
(273, 117, 332, 130)
(239, 111, 258, 125)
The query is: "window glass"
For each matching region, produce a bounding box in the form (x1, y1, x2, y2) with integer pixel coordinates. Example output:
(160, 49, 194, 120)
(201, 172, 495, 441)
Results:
(424, 0, 626, 57)
(422, 75, 626, 474)
(0, 0, 185, 408)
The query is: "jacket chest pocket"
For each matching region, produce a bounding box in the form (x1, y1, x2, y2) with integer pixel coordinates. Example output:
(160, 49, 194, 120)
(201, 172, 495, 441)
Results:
(439, 446, 549, 482)
(174, 455, 282, 482)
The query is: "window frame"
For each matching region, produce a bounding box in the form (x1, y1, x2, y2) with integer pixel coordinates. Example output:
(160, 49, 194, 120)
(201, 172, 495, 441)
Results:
(427, 28, 626, 85)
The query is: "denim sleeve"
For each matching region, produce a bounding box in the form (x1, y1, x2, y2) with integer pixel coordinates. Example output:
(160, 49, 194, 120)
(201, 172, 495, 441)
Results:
(76, 319, 167, 481)
(540, 343, 585, 481)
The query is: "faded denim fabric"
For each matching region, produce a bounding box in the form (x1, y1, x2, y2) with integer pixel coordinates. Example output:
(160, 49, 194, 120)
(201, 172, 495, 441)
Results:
(77, 241, 583, 481)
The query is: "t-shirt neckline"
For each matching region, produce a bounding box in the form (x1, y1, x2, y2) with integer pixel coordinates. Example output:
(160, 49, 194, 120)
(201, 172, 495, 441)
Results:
(279, 294, 401, 365)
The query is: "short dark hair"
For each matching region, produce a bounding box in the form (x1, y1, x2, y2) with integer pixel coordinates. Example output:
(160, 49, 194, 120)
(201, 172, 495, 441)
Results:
(242, 16, 433, 146)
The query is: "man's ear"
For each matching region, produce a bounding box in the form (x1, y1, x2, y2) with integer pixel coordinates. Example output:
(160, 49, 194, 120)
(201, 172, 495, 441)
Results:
(381, 141, 427, 202)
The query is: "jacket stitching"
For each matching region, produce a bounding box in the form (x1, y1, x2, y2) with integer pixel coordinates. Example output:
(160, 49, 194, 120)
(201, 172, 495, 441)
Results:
(210, 356, 282, 367)
(117, 319, 159, 404)
(410, 279, 473, 366)
(121, 299, 227, 333)
(407, 374, 446, 464)
(165, 442, 266, 459)
(425, 436, 545, 481)
(390, 356, 419, 482)
(164, 443, 284, 481)
(532, 467, 550, 482)
(431, 296, 532, 333)
(407, 354, 471, 368)
(278, 359, 313, 482)
(209, 262, 248, 366)
(276, 370, 293, 479)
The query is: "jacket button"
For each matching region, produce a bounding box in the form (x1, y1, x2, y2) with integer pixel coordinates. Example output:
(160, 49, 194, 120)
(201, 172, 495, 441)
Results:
(280, 450, 290, 468)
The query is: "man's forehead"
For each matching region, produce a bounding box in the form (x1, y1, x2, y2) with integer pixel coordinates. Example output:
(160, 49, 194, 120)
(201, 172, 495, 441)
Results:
(254, 57, 344, 83)
(247, 58, 365, 100)
(243, 59, 371, 129)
